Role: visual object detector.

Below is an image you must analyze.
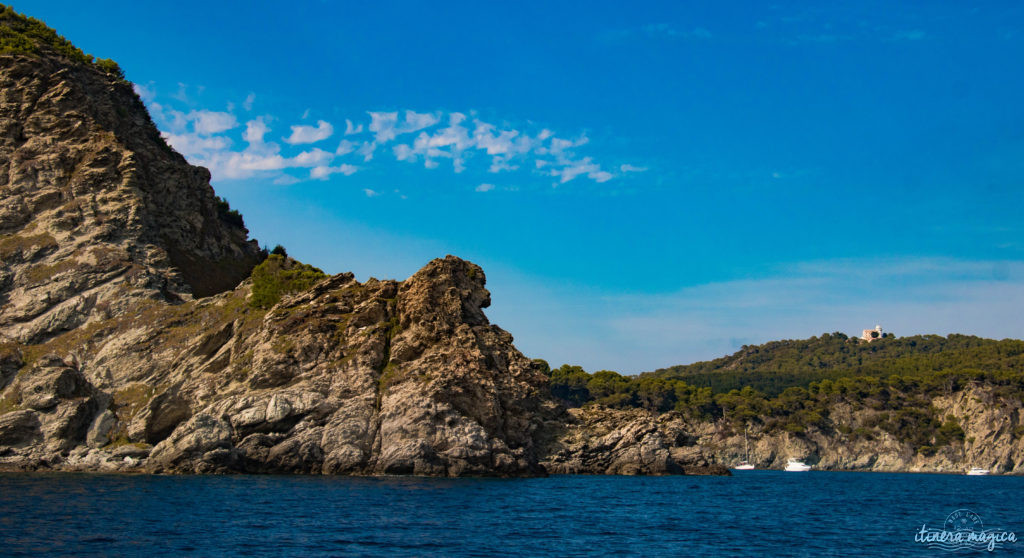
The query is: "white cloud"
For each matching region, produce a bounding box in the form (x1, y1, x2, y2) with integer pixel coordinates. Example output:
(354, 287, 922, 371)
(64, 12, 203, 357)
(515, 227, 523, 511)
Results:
(363, 188, 381, 197)
(368, 110, 440, 144)
(243, 118, 270, 144)
(201, 151, 288, 179)
(273, 174, 301, 185)
(393, 143, 415, 161)
(284, 120, 334, 144)
(133, 83, 155, 103)
(620, 164, 648, 173)
(336, 139, 356, 156)
(357, 141, 377, 162)
(162, 132, 232, 158)
(549, 156, 613, 184)
(171, 82, 189, 102)
(139, 87, 638, 188)
(400, 110, 441, 135)
(190, 110, 238, 135)
(369, 112, 399, 143)
(310, 164, 358, 180)
(289, 148, 334, 167)
(475, 183, 495, 192)
(344, 119, 364, 135)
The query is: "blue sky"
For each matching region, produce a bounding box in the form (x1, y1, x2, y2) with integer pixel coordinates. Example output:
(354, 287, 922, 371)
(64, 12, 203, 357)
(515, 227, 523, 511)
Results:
(16, 1, 1024, 372)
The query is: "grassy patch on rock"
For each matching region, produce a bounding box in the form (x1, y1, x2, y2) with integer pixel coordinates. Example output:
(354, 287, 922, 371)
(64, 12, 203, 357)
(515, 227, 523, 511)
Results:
(0, 232, 57, 259)
(249, 254, 326, 309)
(0, 392, 20, 415)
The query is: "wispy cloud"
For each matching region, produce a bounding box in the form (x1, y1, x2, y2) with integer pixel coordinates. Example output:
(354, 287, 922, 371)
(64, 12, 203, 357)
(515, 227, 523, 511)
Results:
(243, 118, 269, 144)
(344, 119, 363, 135)
(141, 85, 647, 189)
(620, 164, 648, 173)
(310, 164, 358, 180)
(189, 110, 238, 135)
(285, 120, 334, 144)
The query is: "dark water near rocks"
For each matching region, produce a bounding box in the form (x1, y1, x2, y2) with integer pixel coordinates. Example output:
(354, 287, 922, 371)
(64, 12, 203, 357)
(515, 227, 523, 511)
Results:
(0, 471, 1021, 556)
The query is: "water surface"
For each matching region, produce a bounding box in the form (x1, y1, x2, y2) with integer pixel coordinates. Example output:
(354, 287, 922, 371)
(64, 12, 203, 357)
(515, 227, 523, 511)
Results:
(0, 471, 1020, 556)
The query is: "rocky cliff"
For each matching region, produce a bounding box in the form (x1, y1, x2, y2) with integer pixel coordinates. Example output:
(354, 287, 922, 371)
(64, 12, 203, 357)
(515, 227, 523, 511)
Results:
(696, 386, 1024, 474)
(0, 49, 261, 346)
(0, 17, 723, 477)
(0, 253, 560, 476)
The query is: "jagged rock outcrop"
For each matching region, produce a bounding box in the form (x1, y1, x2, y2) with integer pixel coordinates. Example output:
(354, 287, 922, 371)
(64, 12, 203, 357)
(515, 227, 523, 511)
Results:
(541, 406, 729, 475)
(2, 249, 724, 476)
(0, 50, 261, 345)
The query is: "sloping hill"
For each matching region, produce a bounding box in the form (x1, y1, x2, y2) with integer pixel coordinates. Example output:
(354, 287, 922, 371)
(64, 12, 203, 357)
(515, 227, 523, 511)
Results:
(646, 333, 1024, 396)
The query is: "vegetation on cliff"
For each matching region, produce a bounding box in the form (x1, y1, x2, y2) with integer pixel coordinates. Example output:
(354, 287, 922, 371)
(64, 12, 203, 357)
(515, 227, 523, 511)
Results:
(248, 255, 327, 309)
(545, 333, 1024, 455)
(0, 4, 123, 78)
(647, 333, 1024, 395)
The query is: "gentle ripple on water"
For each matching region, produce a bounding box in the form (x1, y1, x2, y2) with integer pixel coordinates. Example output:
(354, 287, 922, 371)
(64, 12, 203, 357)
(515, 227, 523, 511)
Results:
(0, 471, 1021, 556)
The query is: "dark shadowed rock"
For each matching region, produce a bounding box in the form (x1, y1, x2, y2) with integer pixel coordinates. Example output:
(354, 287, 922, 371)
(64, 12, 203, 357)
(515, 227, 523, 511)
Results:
(0, 410, 41, 446)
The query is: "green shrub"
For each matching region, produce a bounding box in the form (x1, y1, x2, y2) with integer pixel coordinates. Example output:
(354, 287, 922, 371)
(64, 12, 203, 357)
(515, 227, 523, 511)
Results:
(215, 196, 245, 228)
(94, 57, 123, 79)
(0, 5, 126, 78)
(249, 254, 326, 309)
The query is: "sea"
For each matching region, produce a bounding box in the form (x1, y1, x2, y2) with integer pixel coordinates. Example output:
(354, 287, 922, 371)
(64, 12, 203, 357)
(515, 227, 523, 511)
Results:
(0, 470, 1020, 556)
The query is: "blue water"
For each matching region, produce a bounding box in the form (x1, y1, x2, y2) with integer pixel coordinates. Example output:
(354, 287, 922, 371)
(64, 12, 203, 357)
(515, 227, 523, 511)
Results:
(0, 471, 1021, 556)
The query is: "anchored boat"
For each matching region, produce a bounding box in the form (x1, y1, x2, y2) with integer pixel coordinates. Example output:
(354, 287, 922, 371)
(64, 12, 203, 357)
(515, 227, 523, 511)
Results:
(784, 459, 812, 472)
(734, 427, 755, 470)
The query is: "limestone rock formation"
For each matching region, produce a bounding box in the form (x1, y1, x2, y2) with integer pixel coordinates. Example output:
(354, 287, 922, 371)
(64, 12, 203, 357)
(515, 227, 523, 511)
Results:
(0, 49, 261, 346)
(693, 386, 1024, 474)
(541, 406, 729, 475)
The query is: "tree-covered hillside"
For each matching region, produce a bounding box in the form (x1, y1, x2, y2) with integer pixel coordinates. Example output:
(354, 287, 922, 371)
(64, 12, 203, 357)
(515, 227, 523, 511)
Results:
(647, 333, 1024, 396)
(541, 333, 1024, 455)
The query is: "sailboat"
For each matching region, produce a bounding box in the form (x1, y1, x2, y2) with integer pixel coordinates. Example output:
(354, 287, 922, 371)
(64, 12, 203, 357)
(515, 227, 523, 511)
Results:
(734, 426, 755, 470)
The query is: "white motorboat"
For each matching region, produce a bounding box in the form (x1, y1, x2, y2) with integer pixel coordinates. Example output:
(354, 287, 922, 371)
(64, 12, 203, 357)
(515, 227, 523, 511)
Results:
(784, 459, 812, 472)
(966, 467, 990, 476)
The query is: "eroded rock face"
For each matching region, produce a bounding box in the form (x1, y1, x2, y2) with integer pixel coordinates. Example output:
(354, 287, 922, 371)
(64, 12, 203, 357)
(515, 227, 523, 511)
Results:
(0, 254, 569, 476)
(679, 387, 1024, 474)
(0, 52, 261, 345)
(541, 407, 728, 476)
